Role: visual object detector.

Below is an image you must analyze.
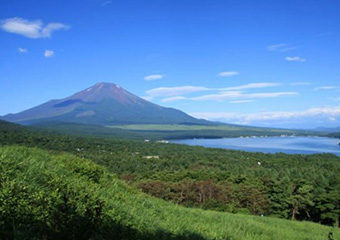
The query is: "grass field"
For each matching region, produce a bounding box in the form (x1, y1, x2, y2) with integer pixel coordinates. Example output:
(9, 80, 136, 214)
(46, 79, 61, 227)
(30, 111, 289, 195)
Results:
(108, 124, 316, 139)
(30, 120, 319, 140)
(1, 145, 338, 240)
(108, 124, 294, 132)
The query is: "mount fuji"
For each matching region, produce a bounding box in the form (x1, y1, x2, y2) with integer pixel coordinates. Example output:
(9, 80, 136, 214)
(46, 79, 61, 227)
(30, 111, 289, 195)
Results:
(1, 82, 211, 126)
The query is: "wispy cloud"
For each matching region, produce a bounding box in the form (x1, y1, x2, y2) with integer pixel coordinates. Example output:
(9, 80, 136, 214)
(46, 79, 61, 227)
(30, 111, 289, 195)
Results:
(161, 96, 187, 102)
(146, 82, 280, 97)
(314, 86, 340, 91)
(141, 96, 154, 101)
(145, 82, 291, 102)
(267, 43, 286, 51)
(18, 47, 28, 53)
(190, 106, 340, 125)
(146, 86, 210, 97)
(101, 1, 112, 6)
(245, 92, 297, 98)
(230, 100, 255, 104)
(285, 56, 306, 62)
(217, 71, 239, 77)
(0, 17, 69, 39)
(144, 74, 164, 81)
(267, 43, 296, 52)
(192, 91, 297, 101)
(191, 91, 240, 101)
(44, 50, 54, 58)
(221, 82, 281, 91)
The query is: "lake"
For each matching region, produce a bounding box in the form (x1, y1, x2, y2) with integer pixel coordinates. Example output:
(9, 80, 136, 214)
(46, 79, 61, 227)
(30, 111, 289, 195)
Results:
(170, 136, 340, 155)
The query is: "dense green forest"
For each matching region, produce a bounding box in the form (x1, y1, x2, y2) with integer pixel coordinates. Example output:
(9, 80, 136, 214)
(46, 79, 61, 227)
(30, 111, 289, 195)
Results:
(0, 120, 340, 239)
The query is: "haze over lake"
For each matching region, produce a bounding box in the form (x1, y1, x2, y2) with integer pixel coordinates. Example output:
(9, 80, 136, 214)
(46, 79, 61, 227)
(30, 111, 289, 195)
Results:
(171, 137, 340, 156)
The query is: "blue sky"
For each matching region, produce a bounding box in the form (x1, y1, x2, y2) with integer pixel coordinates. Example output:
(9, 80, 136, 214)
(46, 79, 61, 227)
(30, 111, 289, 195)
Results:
(1, 0, 340, 128)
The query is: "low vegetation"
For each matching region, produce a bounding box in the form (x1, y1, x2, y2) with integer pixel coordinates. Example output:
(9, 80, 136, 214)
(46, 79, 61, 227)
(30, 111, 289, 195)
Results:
(0, 120, 339, 239)
(1, 146, 338, 240)
(107, 123, 316, 139)
(109, 123, 296, 131)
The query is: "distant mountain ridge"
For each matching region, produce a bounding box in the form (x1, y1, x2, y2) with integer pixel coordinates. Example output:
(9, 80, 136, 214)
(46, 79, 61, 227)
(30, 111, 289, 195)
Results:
(1, 82, 211, 126)
(313, 126, 340, 133)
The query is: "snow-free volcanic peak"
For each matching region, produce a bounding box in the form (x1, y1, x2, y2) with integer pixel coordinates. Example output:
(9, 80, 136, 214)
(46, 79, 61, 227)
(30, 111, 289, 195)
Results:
(1, 82, 210, 126)
(69, 82, 142, 104)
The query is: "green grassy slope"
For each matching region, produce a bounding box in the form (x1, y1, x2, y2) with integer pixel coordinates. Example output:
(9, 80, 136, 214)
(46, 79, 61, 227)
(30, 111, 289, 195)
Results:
(1, 145, 338, 240)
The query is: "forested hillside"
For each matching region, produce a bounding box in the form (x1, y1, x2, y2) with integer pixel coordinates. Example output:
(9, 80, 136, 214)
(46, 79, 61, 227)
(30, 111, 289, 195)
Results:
(1, 146, 338, 240)
(1, 120, 339, 228)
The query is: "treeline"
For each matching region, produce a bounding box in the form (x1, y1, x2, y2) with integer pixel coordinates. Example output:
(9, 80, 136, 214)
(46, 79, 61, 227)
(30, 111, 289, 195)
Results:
(0, 120, 339, 227)
(134, 172, 339, 226)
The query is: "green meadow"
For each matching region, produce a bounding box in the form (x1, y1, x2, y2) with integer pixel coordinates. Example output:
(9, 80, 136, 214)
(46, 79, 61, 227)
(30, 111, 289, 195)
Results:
(107, 124, 315, 139)
(109, 123, 296, 132)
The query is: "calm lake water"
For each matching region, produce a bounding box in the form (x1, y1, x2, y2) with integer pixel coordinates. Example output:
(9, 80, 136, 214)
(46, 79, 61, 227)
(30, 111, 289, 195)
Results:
(170, 136, 340, 155)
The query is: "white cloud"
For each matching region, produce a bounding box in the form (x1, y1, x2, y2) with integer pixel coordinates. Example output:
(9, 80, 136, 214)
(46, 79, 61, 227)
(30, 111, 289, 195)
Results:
(41, 23, 69, 38)
(161, 96, 187, 102)
(146, 83, 281, 98)
(285, 56, 306, 62)
(190, 106, 340, 125)
(248, 92, 298, 98)
(192, 91, 241, 101)
(314, 86, 340, 91)
(141, 96, 154, 101)
(146, 82, 290, 102)
(0, 17, 69, 39)
(18, 47, 27, 53)
(267, 43, 296, 52)
(44, 50, 54, 58)
(192, 91, 297, 101)
(230, 100, 255, 104)
(279, 47, 297, 52)
(217, 71, 239, 77)
(267, 43, 286, 51)
(221, 82, 281, 91)
(144, 74, 164, 81)
(146, 86, 210, 97)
